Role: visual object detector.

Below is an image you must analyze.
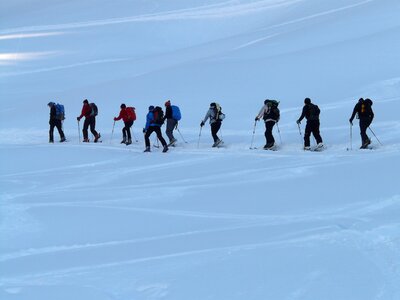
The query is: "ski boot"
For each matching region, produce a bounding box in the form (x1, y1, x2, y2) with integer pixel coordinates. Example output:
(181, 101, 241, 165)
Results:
(168, 138, 177, 147)
(120, 138, 126, 144)
(60, 137, 66, 143)
(303, 146, 311, 151)
(143, 146, 151, 152)
(125, 139, 132, 145)
(263, 143, 274, 150)
(212, 139, 222, 147)
(162, 145, 169, 153)
(94, 133, 101, 143)
(83, 138, 90, 143)
(360, 138, 371, 149)
(49, 139, 54, 143)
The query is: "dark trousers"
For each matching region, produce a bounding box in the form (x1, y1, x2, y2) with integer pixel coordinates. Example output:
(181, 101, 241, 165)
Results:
(359, 117, 372, 144)
(304, 120, 323, 147)
(165, 119, 177, 142)
(83, 117, 98, 139)
(145, 126, 167, 148)
(49, 119, 65, 141)
(264, 121, 275, 145)
(211, 121, 222, 142)
(123, 121, 133, 140)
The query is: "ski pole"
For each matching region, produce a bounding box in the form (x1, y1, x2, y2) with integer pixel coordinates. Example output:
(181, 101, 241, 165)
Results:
(176, 127, 188, 144)
(110, 121, 115, 144)
(297, 122, 304, 150)
(153, 135, 160, 148)
(350, 123, 353, 150)
(78, 120, 81, 143)
(250, 121, 257, 149)
(197, 126, 203, 149)
(276, 122, 282, 145)
(131, 123, 139, 142)
(369, 127, 383, 146)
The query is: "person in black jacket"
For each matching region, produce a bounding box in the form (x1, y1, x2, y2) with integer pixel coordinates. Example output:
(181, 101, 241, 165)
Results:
(349, 98, 374, 149)
(296, 98, 323, 150)
(164, 100, 177, 146)
(47, 102, 66, 143)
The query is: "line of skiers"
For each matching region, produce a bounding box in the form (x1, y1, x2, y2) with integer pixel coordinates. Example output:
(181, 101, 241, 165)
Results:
(47, 97, 375, 151)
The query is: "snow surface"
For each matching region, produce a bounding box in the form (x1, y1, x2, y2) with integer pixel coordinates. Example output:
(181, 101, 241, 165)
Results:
(1, 0, 400, 299)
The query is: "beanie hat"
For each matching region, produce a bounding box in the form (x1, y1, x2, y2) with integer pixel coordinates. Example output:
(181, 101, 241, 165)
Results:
(165, 100, 171, 106)
(210, 102, 216, 108)
(264, 99, 269, 105)
(83, 99, 89, 104)
(149, 105, 154, 111)
(47, 102, 55, 106)
(120, 103, 126, 109)
(304, 98, 311, 105)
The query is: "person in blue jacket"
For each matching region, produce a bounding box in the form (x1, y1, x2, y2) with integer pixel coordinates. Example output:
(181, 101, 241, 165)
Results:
(143, 105, 168, 152)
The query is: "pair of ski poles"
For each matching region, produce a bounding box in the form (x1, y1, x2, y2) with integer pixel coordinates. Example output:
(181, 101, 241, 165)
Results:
(349, 123, 382, 150)
(110, 121, 138, 144)
(250, 120, 282, 149)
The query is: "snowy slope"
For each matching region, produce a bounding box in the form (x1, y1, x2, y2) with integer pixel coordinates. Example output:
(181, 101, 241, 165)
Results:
(1, 0, 400, 299)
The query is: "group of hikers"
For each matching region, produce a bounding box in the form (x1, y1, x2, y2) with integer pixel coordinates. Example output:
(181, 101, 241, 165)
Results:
(47, 97, 376, 152)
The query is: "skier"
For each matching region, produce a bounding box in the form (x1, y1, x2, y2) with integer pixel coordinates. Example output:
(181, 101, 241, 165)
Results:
(143, 105, 168, 153)
(47, 102, 66, 143)
(349, 98, 374, 149)
(296, 98, 324, 150)
(200, 102, 225, 147)
(114, 104, 136, 145)
(77, 99, 100, 142)
(164, 100, 181, 146)
(255, 99, 280, 149)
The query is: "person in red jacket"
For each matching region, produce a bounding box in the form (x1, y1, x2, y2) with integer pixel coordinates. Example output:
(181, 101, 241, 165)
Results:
(114, 103, 135, 145)
(77, 99, 100, 142)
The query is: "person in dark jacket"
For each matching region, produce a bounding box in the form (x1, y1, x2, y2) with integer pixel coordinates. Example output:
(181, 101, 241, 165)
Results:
(200, 102, 225, 147)
(47, 102, 66, 143)
(164, 100, 178, 146)
(114, 103, 134, 145)
(349, 98, 374, 149)
(143, 106, 168, 153)
(296, 98, 323, 150)
(255, 99, 280, 149)
(77, 99, 100, 142)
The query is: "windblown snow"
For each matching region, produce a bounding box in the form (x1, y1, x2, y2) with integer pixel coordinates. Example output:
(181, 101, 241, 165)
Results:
(1, 0, 400, 299)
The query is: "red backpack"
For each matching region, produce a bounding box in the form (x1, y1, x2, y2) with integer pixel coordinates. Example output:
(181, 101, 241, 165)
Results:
(126, 107, 136, 121)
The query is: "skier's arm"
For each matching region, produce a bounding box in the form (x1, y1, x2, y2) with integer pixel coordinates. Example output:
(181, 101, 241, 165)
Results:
(349, 105, 358, 123)
(114, 110, 123, 121)
(297, 106, 306, 123)
(256, 105, 266, 120)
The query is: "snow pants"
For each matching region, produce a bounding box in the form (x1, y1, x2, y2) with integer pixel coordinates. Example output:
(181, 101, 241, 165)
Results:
(83, 116, 98, 140)
(145, 126, 167, 148)
(304, 120, 323, 147)
(123, 120, 134, 140)
(49, 119, 65, 142)
(264, 121, 275, 146)
(211, 121, 222, 142)
(165, 119, 177, 142)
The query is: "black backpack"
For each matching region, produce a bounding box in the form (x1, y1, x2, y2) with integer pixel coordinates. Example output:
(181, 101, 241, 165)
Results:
(90, 103, 98, 117)
(153, 106, 164, 125)
(308, 103, 320, 120)
(358, 99, 373, 117)
(263, 100, 280, 121)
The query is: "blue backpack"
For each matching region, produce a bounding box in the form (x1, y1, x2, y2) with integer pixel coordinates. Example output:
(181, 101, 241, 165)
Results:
(55, 103, 65, 120)
(171, 105, 181, 121)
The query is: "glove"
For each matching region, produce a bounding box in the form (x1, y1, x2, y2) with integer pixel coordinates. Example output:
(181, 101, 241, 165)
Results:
(143, 128, 146, 133)
(200, 121, 205, 127)
(255, 117, 259, 122)
(296, 119, 301, 125)
(349, 119, 353, 125)
(77, 117, 81, 121)
(114, 117, 117, 121)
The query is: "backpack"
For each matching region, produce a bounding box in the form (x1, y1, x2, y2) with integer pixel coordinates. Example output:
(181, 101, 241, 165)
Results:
(171, 105, 181, 121)
(308, 103, 320, 120)
(263, 100, 280, 121)
(55, 103, 65, 120)
(152, 106, 164, 125)
(358, 99, 373, 117)
(90, 103, 98, 117)
(214, 103, 225, 121)
(126, 107, 136, 121)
